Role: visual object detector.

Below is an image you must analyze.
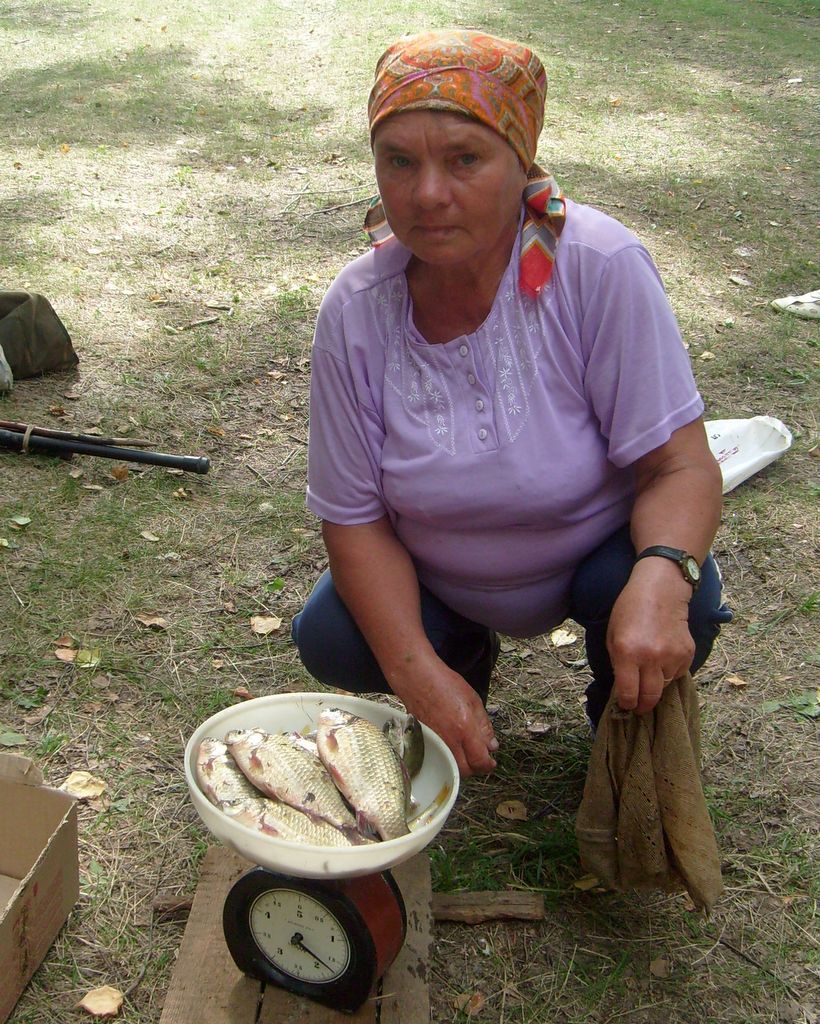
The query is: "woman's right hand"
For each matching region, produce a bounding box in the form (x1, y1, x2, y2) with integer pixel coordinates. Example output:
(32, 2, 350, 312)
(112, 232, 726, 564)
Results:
(390, 657, 498, 778)
(322, 516, 498, 777)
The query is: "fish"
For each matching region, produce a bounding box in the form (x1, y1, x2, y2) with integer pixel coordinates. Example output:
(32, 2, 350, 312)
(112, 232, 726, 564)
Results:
(316, 708, 411, 841)
(383, 713, 425, 778)
(225, 727, 358, 833)
(196, 737, 362, 847)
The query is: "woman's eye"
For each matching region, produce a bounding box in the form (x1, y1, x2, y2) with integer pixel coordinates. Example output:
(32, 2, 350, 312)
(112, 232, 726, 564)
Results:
(457, 153, 478, 166)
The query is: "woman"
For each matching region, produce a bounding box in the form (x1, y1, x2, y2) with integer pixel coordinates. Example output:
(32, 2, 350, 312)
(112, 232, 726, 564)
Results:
(291, 30, 731, 777)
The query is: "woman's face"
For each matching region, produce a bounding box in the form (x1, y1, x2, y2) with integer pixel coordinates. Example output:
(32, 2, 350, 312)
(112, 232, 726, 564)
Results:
(373, 111, 527, 271)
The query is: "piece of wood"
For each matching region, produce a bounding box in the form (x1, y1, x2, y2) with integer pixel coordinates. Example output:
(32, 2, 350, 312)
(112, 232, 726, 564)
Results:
(431, 890, 545, 924)
(159, 848, 260, 1024)
(259, 988, 372, 1024)
(378, 855, 433, 1024)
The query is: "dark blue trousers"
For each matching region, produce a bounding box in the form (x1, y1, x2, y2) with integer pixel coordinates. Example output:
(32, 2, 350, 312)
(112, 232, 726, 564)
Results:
(291, 525, 732, 726)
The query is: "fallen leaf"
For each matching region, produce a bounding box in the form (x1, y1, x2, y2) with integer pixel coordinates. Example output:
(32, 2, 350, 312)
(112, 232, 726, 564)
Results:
(76, 648, 102, 669)
(206, 426, 225, 438)
(172, 487, 189, 500)
(496, 799, 528, 821)
(140, 530, 160, 542)
(550, 627, 578, 648)
(23, 704, 54, 725)
(110, 465, 129, 482)
(55, 647, 78, 663)
(211, 658, 225, 669)
(83, 484, 105, 492)
(649, 957, 670, 978)
(77, 984, 124, 1017)
(453, 992, 486, 1016)
(59, 143, 71, 153)
(54, 634, 75, 648)
(0, 730, 27, 747)
(60, 771, 107, 800)
(726, 673, 748, 688)
(573, 873, 601, 891)
(0, 538, 10, 548)
(69, 467, 84, 479)
(135, 613, 169, 630)
(9, 515, 31, 529)
(250, 614, 282, 636)
(699, 351, 716, 361)
(86, 246, 105, 256)
(526, 721, 552, 735)
(728, 274, 752, 287)
(233, 686, 254, 700)
(49, 405, 67, 417)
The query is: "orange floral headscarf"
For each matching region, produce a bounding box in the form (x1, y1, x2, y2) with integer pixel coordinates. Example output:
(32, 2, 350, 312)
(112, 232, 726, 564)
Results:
(364, 29, 566, 298)
(368, 29, 546, 170)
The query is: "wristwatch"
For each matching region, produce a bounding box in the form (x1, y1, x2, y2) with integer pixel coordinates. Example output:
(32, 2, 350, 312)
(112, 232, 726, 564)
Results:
(635, 546, 702, 592)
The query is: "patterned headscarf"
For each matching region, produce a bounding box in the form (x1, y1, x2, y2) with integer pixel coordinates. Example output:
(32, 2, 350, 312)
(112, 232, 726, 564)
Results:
(364, 29, 566, 298)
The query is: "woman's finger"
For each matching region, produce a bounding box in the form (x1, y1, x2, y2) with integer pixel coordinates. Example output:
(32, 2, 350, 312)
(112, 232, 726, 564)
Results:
(635, 665, 664, 716)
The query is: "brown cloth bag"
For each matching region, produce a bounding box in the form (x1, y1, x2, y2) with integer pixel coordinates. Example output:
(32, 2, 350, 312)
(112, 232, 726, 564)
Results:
(0, 290, 78, 379)
(575, 673, 723, 911)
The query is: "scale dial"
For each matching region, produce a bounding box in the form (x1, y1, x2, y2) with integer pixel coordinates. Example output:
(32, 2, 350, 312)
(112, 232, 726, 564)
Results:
(223, 867, 406, 1013)
(249, 888, 350, 983)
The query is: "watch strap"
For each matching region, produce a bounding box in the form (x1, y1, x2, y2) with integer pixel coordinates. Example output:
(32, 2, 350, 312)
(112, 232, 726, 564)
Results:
(635, 545, 701, 591)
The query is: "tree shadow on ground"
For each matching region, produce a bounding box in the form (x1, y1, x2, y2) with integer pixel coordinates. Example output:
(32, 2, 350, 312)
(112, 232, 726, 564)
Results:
(0, 45, 334, 159)
(477, 0, 818, 97)
(0, 0, 92, 34)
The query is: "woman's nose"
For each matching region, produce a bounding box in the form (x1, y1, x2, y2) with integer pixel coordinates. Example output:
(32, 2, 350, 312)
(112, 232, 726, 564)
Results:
(413, 163, 450, 208)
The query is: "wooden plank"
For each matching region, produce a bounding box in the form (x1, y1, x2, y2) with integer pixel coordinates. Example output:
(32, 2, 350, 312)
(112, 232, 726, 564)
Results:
(259, 987, 375, 1023)
(378, 855, 433, 1024)
(159, 847, 260, 1024)
(431, 890, 545, 924)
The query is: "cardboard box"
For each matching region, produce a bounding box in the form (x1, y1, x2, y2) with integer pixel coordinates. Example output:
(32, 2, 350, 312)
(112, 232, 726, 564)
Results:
(0, 754, 79, 1023)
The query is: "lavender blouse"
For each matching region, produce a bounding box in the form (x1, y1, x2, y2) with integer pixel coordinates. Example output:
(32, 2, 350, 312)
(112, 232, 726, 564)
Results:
(306, 200, 704, 637)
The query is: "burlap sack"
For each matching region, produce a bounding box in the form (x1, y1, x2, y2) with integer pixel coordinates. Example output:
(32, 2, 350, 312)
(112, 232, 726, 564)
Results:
(0, 291, 78, 380)
(575, 673, 723, 911)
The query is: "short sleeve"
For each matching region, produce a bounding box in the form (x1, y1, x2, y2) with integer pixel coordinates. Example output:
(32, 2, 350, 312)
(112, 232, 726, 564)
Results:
(305, 308, 388, 525)
(580, 245, 704, 467)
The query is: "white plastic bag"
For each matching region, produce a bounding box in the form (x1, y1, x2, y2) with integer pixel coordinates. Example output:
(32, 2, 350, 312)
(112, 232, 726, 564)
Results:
(705, 416, 793, 494)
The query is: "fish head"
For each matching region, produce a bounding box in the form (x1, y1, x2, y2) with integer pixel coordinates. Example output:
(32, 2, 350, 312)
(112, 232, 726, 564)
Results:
(224, 728, 265, 749)
(383, 713, 425, 778)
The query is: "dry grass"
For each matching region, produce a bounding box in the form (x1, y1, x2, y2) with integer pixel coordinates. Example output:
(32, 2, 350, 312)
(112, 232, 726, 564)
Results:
(0, 0, 818, 1022)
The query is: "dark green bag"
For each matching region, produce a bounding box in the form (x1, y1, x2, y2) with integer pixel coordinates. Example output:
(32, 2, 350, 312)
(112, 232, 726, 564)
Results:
(0, 291, 78, 382)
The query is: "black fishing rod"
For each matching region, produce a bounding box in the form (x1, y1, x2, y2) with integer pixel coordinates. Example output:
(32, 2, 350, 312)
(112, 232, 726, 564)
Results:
(0, 426, 210, 474)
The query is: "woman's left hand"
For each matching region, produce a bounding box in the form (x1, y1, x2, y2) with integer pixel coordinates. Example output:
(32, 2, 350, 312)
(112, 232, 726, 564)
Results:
(605, 556, 695, 715)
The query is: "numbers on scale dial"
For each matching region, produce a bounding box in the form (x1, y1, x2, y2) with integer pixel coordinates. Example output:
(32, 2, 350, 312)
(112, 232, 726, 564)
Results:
(249, 889, 351, 983)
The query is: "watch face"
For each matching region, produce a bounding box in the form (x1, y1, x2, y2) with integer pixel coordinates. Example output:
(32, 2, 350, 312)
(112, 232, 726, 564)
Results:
(684, 557, 701, 582)
(249, 889, 351, 983)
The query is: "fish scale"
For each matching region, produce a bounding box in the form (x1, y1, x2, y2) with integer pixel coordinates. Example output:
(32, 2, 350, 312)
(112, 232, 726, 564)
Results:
(316, 709, 410, 841)
(226, 727, 357, 832)
(196, 737, 360, 846)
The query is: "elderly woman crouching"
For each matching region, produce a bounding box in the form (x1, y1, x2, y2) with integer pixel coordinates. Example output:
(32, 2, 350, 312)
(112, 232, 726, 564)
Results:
(291, 30, 731, 777)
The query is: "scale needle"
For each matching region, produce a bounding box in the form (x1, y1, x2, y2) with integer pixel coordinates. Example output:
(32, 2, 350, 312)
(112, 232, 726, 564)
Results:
(290, 932, 332, 971)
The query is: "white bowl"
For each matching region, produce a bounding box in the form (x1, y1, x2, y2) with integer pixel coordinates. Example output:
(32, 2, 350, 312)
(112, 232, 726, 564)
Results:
(184, 692, 459, 879)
